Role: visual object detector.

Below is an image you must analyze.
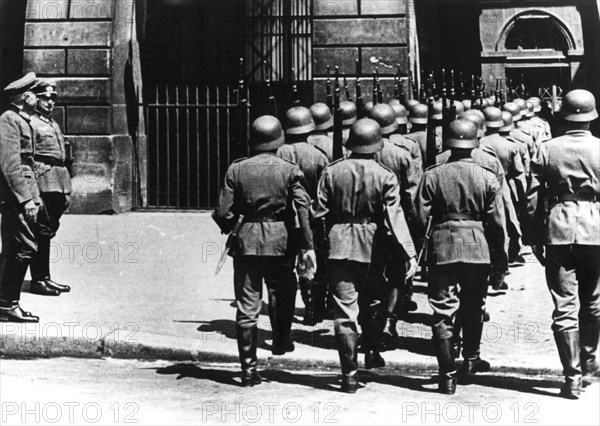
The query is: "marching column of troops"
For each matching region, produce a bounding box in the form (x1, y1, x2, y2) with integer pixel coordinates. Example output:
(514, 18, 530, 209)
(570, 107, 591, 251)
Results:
(0, 73, 73, 323)
(214, 69, 599, 398)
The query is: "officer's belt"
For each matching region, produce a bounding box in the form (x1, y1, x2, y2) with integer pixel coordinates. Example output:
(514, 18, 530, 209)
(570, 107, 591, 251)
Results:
(244, 215, 286, 223)
(435, 212, 481, 223)
(552, 193, 597, 203)
(34, 155, 65, 167)
(335, 217, 378, 224)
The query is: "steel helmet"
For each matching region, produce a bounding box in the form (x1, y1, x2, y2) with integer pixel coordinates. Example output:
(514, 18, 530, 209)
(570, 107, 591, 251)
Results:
(250, 115, 285, 151)
(367, 103, 399, 135)
(309, 103, 333, 131)
(560, 89, 599, 122)
(345, 118, 384, 154)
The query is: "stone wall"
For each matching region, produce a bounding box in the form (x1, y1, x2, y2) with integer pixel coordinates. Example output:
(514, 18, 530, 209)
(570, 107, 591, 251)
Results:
(23, 0, 141, 214)
(312, 0, 410, 103)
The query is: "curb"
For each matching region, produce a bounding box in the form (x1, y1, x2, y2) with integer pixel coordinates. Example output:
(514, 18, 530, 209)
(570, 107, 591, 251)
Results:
(1, 329, 574, 378)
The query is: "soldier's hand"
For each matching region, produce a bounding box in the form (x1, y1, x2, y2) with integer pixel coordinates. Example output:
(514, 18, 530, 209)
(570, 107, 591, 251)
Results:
(23, 200, 39, 224)
(405, 257, 418, 281)
(532, 244, 545, 266)
(302, 249, 317, 275)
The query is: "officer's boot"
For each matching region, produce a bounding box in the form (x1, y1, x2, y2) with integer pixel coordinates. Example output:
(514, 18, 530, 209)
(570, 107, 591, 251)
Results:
(460, 322, 490, 383)
(0, 257, 38, 323)
(399, 279, 418, 313)
(299, 278, 315, 326)
(580, 317, 600, 387)
(336, 332, 359, 393)
(433, 334, 457, 394)
(382, 286, 399, 350)
(554, 330, 582, 399)
(29, 238, 60, 297)
(236, 325, 262, 387)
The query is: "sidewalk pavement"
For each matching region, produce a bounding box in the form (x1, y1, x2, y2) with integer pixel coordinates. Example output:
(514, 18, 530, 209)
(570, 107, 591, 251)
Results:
(0, 213, 565, 376)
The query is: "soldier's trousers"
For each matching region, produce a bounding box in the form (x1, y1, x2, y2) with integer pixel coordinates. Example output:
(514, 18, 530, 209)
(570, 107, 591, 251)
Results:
(545, 245, 600, 375)
(30, 193, 68, 280)
(329, 260, 384, 374)
(0, 206, 37, 304)
(428, 263, 490, 373)
(233, 255, 297, 349)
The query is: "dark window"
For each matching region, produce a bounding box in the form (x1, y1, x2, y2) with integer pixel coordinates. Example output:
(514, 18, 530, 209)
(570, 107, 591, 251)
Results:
(505, 15, 569, 52)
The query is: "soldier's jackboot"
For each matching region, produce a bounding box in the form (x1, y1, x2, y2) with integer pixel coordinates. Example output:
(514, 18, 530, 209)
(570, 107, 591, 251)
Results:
(30, 238, 70, 293)
(336, 332, 359, 393)
(363, 304, 386, 369)
(311, 283, 328, 324)
(299, 278, 315, 326)
(268, 290, 295, 355)
(554, 330, 582, 399)
(433, 335, 457, 394)
(0, 257, 39, 323)
(236, 326, 262, 387)
(460, 323, 490, 383)
(580, 317, 600, 387)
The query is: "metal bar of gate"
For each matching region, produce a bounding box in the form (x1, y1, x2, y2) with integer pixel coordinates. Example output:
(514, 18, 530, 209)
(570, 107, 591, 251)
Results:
(155, 86, 159, 207)
(175, 87, 180, 209)
(205, 86, 211, 207)
(216, 85, 221, 201)
(196, 86, 200, 208)
(185, 85, 191, 208)
(165, 86, 171, 206)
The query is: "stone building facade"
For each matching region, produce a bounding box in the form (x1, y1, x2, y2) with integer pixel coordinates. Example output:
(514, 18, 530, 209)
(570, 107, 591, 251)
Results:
(0, 0, 598, 213)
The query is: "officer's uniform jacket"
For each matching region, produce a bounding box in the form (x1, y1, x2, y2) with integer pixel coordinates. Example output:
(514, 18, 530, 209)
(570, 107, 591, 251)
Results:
(525, 130, 600, 246)
(315, 156, 416, 263)
(376, 139, 421, 217)
(0, 106, 41, 207)
(30, 112, 72, 194)
(213, 153, 314, 256)
(415, 158, 507, 269)
(277, 141, 329, 205)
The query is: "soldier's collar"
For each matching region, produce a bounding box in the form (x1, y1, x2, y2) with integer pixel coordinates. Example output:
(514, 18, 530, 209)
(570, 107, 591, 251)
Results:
(11, 104, 32, 121)
(565, 129, 591, 135)
(34, 109, 53, 122)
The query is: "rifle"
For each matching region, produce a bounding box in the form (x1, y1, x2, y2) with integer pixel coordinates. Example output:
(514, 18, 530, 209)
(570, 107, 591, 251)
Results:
(494, 77, 501, 107)
(291, 67, 300, 106)
(425, 95, 437, 168)
(450, 69, 456, 101)
(410, 68, 417, 102)
(459, 72, 465, 99)
(325, 65, 333, 110)
(332, 66, 344, 161)
(416, 217, 434, 267)
(215, 215, 245, 276)
(344, 76, 351, 101)
(394, 74, 400, 100)
(373, 68, 379, 105)
(264, 61, 277, 116)
(373, 66, 383, 104)
(441, 69, 456, 145)
(470, 75, 476, 104)
(355, 59, 366, 118)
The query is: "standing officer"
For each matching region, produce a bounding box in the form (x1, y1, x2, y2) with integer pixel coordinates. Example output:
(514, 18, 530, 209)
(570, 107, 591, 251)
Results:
(0, 72, 41, 323)
(278, 106, 329, 326)
(416, 119, 506, 395)
(213, 115, 315, 386)
(315, 118, 417, 393)
(28, 80, 72, 296)
(525, 89, 600, 399)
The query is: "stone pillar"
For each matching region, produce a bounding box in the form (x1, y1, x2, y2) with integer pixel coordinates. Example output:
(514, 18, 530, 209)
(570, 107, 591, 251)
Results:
(312, 0, 409, 102)
(23, 0, 144, 213)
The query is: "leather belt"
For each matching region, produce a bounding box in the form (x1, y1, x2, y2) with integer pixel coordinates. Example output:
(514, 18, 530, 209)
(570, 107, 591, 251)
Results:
(34, 155, 65, 167)
(553, 193, 597, 203)
(335, 216, 378, 224)
(436, 212, 481, 223)
(20, 154, 35, 167)
(244, 215, 285, 223)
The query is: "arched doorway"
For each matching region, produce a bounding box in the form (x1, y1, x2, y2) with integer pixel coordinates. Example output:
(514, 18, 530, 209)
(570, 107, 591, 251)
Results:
(500, 12, 574, 99)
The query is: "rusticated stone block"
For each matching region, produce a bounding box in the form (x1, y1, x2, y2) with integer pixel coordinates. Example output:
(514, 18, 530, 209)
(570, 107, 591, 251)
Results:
(70, 0, 113, 19)
(314, 18, 408, 45)
(361, 0, 406, 15)
(362, 47, 408, 75)
(27, 0, 69, 20)
(23, 49, 65, 74)
(314, 0, 357, 15)
(313, 48, 359, 76)
(25, 22, 112, 47)
(52, 107, 66, 131)
(67, 106, 111, 134)
(67, 49, 111, 75)
(55, 78, 111, 104)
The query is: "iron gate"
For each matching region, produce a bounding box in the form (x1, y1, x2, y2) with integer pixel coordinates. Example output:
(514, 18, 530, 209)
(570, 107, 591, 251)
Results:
(142, 85, 251, 210)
